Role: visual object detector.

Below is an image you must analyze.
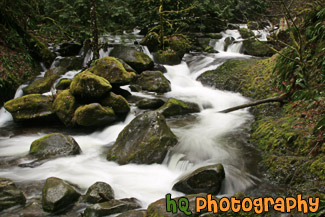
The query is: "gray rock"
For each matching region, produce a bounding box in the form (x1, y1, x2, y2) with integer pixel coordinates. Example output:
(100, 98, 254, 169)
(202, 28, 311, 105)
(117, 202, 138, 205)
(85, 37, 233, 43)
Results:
(136, 98, 165, 110)
(157, 98, 200, 118)
(83, 182, 114, 204)
(134, 71, 171, 93)
(0, 177, 26, 211)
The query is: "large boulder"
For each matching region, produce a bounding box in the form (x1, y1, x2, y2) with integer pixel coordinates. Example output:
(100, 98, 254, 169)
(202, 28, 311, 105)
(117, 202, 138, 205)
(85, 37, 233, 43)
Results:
(42, 177, 81, 213)
(107, 111, 178, 165)
(70, 71, 112, 101)
(83, 198, 141, 217)
(73, 103, 117, 127)
(55, 79, 72, 90)
(136, 98, 165, 110)
(133, 71, 171, 93)
(110, 45, 154, 73)
(157, 98, 200, 118)
(242, 40, 274, 57)
(100, 92, 130, 115)
(0, 177, 26, 211)
(4, 94, 55, 122)
(83, 182, 114, 204)
(53, 89, 79, 127)
(153, 51, 182, 65)
(239, 28, 254, 39)
(29, 133, 81, 160)
(89, 57, 136, 85)
(23, 74, 60, 94)
(172, 164, 225, 194)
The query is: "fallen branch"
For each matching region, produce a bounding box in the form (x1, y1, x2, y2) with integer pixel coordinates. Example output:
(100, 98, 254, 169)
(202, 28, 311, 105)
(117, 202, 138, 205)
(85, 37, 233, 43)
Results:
(219, 95, 286, 113)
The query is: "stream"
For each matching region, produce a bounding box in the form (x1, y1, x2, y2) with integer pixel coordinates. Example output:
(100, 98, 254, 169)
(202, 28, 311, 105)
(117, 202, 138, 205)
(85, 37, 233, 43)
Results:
(0, 29, 267, 211)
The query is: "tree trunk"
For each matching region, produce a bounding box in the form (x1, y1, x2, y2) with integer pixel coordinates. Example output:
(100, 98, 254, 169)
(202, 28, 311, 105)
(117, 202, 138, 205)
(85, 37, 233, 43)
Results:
(90, 0, 99, 61)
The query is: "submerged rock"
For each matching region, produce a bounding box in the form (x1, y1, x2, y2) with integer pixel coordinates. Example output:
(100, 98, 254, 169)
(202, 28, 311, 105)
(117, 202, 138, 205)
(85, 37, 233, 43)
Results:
(100, 92, 130, 115)
(4, 94, 55, 122)
(83, 182, 114, 204)
(0, 177, 26, 211)
(70, 71, 112, 101)
(110, 45, 154, 73)
(29, 133, 81, 160)
(42, 177, 80, 213)
(89, 57, 136, 85)
(53, 89, 79, 127)
(136, 98, 165, 110)
(157, 98, 200, 118)
(172, 164, 225, 194)
(107, 111, 178, 165)
(73, 103, 117, 127)
(83, 198, 141, 217)
(23, 74, 60, 94)
(134, 70, 171, 93)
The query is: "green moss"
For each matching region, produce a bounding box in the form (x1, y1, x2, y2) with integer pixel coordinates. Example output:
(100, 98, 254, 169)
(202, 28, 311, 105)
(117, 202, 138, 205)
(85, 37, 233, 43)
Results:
(100, 92, 130, 115)
(23, 74, 60, 94)
(157, 98, 200, 118)
(239, 28, 254, 39)
(56, 79, 72, 90)
(153, 50, 182, 65)
(242, 40, 274, 57)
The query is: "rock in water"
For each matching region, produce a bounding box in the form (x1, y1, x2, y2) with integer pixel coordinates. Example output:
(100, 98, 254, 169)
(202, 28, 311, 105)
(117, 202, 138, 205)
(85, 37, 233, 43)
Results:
(89, 57, 136, 86)
(70, 71, 112, 101)
(53, 89, 79, 127)
(134, 71, 171, 93)
(83, 198, 141, 217)
(136, 98, 165, 110)
(4, 94, 55, 122)
(242, 40, 274, 57)
(107, 111, 178, 165)
(0, 177, 26, 211)
(29, 133, 81, 160)
(23, 74, 60, 95)
(110, 45, 154, 73)
(100, 92, 130, 115)
(157, 98, 200, 118)
(83, 182, 114, 204)
(74, 103, 116, 127)
(42, 177, 80, 213)
(172, 164, 225, 194)
(56, 79, 72, 90)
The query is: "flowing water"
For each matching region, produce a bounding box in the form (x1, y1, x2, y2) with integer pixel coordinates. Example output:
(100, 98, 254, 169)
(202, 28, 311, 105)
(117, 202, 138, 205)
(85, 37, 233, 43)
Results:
(0, 31, 264, 210)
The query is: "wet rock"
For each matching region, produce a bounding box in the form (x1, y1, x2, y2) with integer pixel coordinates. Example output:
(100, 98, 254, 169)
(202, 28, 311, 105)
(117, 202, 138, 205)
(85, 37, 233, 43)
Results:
(23, 74, 60, 94)
(157, 98, 200, 118)
(224, 37, 235, 51)
(172, 164, 225, 194)
(116, 58, 137, 73)
(0, 177, 26, 211)
(147, 193, 212, 217)
(29, 133, 81, 160)
(83, 182, 114, 204)
(110, 45, 154, 73)
(134, 71, 171, 93)
(52, 56, 83, 72)
(242, 40, 274, 57)
(57, 41, 82, 57)
(247, 21, 259, 30)
(116, 210, 147, 217)
(136, 98, 165, 110)
(44, 66, 67, 77)
(83, 198, 141, 217)
(70, 71, 112, 101)
(89, 57, 136, 86)
(107, 111, 178, 165)
(197, 38, 211, 50)
(100, 92, 130, 115)
(42, 177, 80, 213)
(153, 51, 182, 65)
(74, 103, 117, 127)
(239, 28, 254, 39)
(4, 94, 55, 122)
(56, 79, 72, 90)
(205, 33, 223, 39)
(53, 90, 79, 127)
(153, 63, 167, 73)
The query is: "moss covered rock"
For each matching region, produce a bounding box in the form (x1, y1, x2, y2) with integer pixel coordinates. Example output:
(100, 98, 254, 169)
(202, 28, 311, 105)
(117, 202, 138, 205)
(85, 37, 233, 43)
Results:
(83, 198, 141, 217)
(44, 66, 67, 77)
(55, 79, 72, 90)
(153, 50, 182, 65)
(4, 94, 55, 122)
(172, 164, 225, 194)
(134, 70, 171, 93)
(83, 182, 114, 204)
(51, 56, 83, 72)
(136, 98, 165, 110)
(239, 28, 255, 39)
(242, 40, 274, 57)
(42, 177, 80, 213)
(0, 177, 26, 211)
(100, 92, 130, 115)
(107, 111, 178, 165)
(53, 89, 79, 127)
(110, 45, 154, 73)
(140, 32, 160, 52)
(89, 57, 136, 85)
(23, 74, 60, 94)
(70, 71, 112, 101)
(29, 133, 81, 160)
(157, 98, 200, 118)
(74, 103, 117, 127)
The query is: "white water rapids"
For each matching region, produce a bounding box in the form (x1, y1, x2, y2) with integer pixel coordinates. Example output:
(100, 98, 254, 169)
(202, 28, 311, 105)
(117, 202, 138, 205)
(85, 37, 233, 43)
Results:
(0, 31, 262, 209)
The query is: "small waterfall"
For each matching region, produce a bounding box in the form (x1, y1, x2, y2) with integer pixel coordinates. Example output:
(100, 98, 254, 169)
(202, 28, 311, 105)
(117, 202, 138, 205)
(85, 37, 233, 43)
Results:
(213, 30, 243, 54)
(140, 45, 153, 60)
